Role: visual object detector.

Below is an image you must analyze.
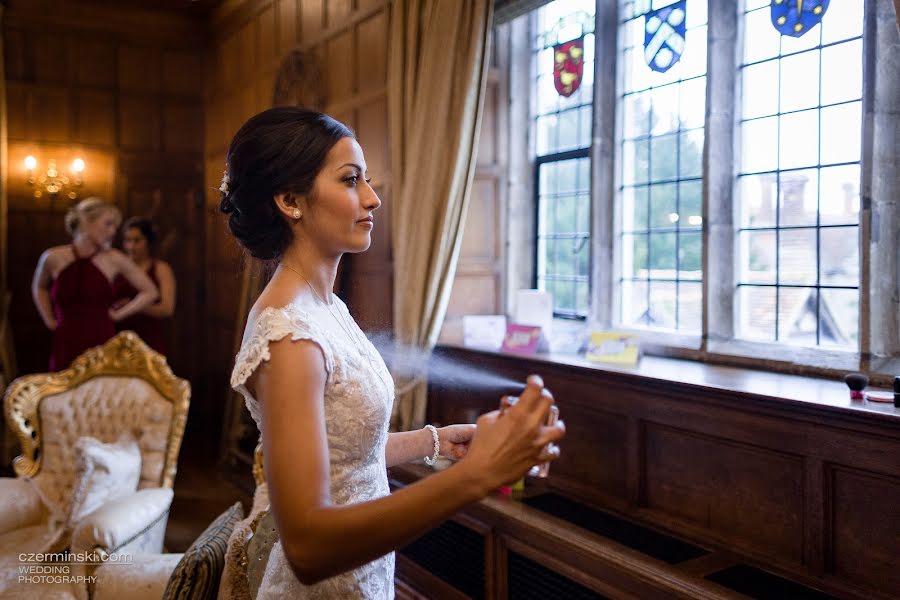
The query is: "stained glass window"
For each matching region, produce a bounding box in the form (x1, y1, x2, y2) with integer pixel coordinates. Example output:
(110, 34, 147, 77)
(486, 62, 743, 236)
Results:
(532, 0, 595, 318)
(736, 0, 862, 348)
(617, 0, 707, 332)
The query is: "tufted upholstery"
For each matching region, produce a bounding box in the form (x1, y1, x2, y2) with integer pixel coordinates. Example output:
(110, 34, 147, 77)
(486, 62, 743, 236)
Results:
(30, 377, 173, 517)
(0, 332, 190, 600)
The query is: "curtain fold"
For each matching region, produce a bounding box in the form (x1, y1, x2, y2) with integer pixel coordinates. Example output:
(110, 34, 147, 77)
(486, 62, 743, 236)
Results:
(388, 0, 493, 431)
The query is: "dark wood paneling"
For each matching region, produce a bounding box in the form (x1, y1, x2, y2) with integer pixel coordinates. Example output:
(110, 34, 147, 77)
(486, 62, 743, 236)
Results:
(828, 466, 900, 591)
(357, 12, 388, 95)
(276, 0, 298, 54)
(3, 0, 205, 420)
(6, 85, 27, 140)
(327, 30, 354, 101)
(75, 90, 117, 146)
(75, 38, 117, 88)
(162, 50, 203, 97)
(643, 424, 804, 562)
(327, 0, 353, 27)
(118, 46, 161, 93)
(29, 88, 72, 142)
(163, 101, 204, 152)
(4, 28, 27, 81)
(256, 4, 276, 67)
(119, 95, 162, 149)
(424, 346, 900, 600)
(301, 0, 325, 41)
(33, 32, 70, 84)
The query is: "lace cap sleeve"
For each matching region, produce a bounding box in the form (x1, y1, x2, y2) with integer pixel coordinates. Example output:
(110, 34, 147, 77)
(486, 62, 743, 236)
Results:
(230, 305, 335, 390)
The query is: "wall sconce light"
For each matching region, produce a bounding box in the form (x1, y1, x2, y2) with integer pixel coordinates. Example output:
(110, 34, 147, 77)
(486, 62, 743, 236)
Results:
(24, 155, 85, 200)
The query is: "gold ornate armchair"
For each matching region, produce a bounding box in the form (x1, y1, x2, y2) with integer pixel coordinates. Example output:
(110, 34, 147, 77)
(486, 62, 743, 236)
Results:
(0, 331, 189, 596)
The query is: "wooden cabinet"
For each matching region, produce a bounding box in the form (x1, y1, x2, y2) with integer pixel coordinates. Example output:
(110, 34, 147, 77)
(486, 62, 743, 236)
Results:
(394, 346, 900, 600)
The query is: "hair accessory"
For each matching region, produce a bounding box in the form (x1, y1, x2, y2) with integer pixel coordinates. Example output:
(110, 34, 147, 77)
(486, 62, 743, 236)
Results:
(292, 209, 302, 219)
(219, 171, 230, 194)
(423, 424, 440, 466)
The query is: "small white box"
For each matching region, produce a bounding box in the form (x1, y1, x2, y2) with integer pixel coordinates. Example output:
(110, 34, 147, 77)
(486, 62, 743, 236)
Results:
(462, 315, 507, 350)
(513, 289, 553, 334)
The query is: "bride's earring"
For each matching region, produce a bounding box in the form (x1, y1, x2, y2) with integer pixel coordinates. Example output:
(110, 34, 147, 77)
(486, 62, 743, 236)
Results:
(292, 209, 302, 219)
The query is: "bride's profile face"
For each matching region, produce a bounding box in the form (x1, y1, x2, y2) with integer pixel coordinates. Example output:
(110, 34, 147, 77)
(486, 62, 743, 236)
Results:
(302, 137, 381, 254)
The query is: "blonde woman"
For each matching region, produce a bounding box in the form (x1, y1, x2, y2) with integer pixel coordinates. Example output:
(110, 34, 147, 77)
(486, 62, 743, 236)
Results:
(32, 198, 158, 370)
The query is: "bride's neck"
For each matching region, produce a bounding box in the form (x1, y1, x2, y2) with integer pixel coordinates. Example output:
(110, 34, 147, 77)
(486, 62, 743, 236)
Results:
(279, 246, 340, 303)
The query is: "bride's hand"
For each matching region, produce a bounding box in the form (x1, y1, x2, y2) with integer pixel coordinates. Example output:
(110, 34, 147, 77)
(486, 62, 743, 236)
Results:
(437, 424, 476, 460)
(460, 375, 565, 491)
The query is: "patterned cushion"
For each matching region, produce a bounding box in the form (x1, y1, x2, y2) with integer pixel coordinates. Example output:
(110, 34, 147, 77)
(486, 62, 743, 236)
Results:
(162, 502, 244, 600)
(216, 484, 269, 600)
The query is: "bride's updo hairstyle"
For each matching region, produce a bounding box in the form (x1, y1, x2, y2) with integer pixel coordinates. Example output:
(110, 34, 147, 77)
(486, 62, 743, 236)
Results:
(219, 106, 354, 260)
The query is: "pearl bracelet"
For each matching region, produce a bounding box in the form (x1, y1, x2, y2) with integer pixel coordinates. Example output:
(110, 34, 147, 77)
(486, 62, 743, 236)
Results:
(423, 424, 440, 466)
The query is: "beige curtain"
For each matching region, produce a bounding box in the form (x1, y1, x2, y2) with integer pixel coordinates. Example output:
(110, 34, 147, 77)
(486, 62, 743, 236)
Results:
(388, 0, 493, 431)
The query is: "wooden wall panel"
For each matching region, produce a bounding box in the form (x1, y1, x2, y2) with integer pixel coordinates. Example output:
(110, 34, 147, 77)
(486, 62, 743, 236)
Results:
(257, 4, 276, 66)
(327, 0, 353, 27)
(164, 102, 204, 152)
(276, 0, 298, 54)
(643, 424, 805, 562)
(300, 0, 325, 42)
(76, 39, 117, 88)
(119, 46, 161, 93)
(119, 96, 162, 149)
(425, 346, 900, 600)
(460, 178, 500, 263)
(5, 85, 26, 140)
(163, 50, 203, 98)
(33, 33, 69, 84)
(356, 98, 388, 182)
(4, 28, 27, 81)
(327, 31, 354, 101)
(75, 91, 116, 147)
(445, 276, 501, 318)
(829, 466, 900, 590)
(30, 88, 72, 142)
(439, 31, 510, 342)
(357, 12, 387, 94)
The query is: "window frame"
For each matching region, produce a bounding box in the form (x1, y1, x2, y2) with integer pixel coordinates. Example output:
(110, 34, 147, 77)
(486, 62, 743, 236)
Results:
(507, 0, 899, 380)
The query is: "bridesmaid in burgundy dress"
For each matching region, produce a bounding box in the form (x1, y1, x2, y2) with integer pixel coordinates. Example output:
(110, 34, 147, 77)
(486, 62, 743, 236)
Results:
(112, 217, 176, 357)
(31, 198, 159, 371)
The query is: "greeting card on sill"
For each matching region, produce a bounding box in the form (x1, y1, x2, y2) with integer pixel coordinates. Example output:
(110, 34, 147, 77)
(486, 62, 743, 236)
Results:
(585, 331, 640, 365)
(501, 324, 548, 355)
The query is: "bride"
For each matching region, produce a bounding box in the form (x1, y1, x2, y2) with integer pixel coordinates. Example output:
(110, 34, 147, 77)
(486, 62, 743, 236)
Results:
(223, 107, 565, 599)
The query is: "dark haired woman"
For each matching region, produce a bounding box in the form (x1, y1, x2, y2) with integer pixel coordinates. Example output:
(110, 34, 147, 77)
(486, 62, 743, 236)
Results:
(32, 198, 158, 370)
(112, 217, 176, 356)
(224, 106, 565, 598)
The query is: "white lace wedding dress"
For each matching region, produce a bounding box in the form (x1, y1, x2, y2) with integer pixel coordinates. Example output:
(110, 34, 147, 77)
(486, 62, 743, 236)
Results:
(230, 296, 396, 599)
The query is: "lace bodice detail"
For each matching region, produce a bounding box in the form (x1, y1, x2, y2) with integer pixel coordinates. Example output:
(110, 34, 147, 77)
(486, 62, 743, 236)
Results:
(230, 298, 395, 599)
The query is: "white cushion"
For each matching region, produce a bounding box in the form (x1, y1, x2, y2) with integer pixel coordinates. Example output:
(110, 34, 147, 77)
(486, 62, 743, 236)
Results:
(69, 432, 142, 524)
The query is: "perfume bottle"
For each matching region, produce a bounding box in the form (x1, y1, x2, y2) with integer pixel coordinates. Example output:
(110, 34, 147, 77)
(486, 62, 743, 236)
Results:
(500, 396, 559, 478)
